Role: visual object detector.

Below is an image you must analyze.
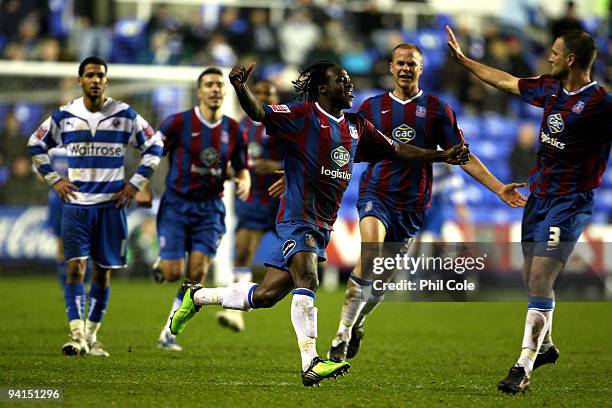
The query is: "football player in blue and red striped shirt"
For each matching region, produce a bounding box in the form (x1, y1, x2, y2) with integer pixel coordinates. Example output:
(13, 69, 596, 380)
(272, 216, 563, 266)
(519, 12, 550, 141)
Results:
(154, 67, 250, 351)
(447, 26, 612, 394)
(215, 80, 283, 332)
(168, 60, 469, 386)
(328, 43, 527, 364)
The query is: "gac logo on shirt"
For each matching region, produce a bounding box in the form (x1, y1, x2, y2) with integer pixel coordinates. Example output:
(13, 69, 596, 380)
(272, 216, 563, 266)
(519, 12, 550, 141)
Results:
(392, 124, 416, 143)
(547, 114, 564, 134)
(331, 146, 350, 167)
(199, 147, 220, 166)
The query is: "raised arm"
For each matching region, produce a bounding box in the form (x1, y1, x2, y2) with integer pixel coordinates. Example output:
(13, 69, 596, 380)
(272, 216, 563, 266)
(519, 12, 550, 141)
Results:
(446, 25, 521, 96)
(229, 62, 265, 122)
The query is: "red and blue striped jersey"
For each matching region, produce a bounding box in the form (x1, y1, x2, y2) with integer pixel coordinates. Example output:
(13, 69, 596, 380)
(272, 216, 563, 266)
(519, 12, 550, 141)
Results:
(518, 75, 612, 197)
(240, 116, 283, 207)
(262, 101, 398, 230)
(357, 91, 464, 211)
(157, 107, 248, 200)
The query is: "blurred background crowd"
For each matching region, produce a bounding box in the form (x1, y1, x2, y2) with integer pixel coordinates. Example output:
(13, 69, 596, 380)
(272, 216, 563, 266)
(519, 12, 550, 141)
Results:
(0, 0, 610, 274)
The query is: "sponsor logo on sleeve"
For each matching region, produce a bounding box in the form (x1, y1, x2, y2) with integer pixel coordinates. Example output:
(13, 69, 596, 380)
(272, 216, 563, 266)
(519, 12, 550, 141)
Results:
(35, 125, 48, 139)
(270, 104, 291, 113)
(144, 125, 155, 138)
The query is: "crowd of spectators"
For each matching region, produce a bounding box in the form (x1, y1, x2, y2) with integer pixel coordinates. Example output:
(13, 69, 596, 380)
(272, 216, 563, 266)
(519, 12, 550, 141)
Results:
(0, 0, 610, 214)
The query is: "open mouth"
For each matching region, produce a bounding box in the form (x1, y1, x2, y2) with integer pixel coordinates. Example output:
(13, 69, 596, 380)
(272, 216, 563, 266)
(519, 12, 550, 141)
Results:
(399, 74, 413, 80)
(344, 92, 354, 99)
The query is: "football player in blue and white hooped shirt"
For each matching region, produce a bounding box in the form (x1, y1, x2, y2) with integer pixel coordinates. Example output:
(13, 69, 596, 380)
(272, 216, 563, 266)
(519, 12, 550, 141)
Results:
(28, 57, 163, 357)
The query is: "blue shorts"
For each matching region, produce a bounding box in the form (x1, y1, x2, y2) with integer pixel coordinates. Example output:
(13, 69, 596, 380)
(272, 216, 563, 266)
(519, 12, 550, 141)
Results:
(48, 190, 64, 237)
(264, 220, 331, 272)
(357, 193, 425, 242)
(522, 191, 594, 263)
(62, 204, 128, 268)
(236, 199, 278, 232)
(157, 189, 226, 259)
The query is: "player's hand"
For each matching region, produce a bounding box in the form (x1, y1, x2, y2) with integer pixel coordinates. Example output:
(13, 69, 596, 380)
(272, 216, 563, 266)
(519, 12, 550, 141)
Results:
(235, 177, 250, 201)
(446, 25, 466, 62)
(252, 159, 282, 176)
(52, 178, 79, 202)
(268, 170, 285, 198)
(443, 143, 470, 165)
(135, 185, 153, 208)
(229, 62, 256, 88)
(496, 182, 528, 208)
(113, 183, 139, 208)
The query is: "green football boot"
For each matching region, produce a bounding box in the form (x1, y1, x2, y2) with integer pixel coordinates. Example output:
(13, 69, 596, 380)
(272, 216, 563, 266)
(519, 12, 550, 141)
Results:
(301, 357, 350, 387)
(169, 282, 203, 335)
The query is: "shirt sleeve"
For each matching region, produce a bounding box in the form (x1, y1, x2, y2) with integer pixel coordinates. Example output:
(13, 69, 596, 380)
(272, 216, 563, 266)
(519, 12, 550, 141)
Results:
(156, 113, 181, 156)
(261, 101, 307, 142)
(355, 115, 398, 163)
(27, 113, 62, 186)
(518, 75, 559, 108)
(128, 112, 163, 190)
(436, 101, 465, 150)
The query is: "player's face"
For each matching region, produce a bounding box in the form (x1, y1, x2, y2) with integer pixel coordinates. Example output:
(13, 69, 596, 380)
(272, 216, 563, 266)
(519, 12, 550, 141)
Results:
(78, 64, 107, 99)
(549, 38, 570, 80)
(322, 66, 354, 109)
(197, 74, 226, 109)
(390, 48, 423, 89)
(253, 82, 279, 105)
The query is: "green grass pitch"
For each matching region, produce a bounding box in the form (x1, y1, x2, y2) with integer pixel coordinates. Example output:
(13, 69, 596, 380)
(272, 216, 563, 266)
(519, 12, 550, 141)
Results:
(1, 276, 610, 407)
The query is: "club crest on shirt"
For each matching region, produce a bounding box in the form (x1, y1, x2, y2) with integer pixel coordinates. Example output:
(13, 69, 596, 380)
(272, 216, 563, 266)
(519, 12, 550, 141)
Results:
(392, 124, 416, 143)
(364, 201, 373, 213)
(220, 130, 229, 144)
(282, 239, 297, 258)
(547, 113, 564, 134)
(112, 118, 122, 128)
(571, 101, 585, 114)
(348, 123, 358, 139)
(200, 147, 220, 166)
(416, 106, 427, 118)
(304, 233, 316, 249)
(331, 146, 350, 167)
(270, 104, 291, 113)
(248, 142, 262, 160)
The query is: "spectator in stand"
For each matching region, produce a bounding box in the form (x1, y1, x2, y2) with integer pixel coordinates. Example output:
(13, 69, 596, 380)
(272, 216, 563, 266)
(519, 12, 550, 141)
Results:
(508, 122, 538, 182)
(74, 0, 116, 61)
(278, 9, 320, 65)
(243, 9, 279, 64)
(551, 1, 584, 39)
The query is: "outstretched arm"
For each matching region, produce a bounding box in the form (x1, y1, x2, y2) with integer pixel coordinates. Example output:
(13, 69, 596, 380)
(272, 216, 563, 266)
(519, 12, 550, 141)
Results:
(461, 153, 527, 208)
(446, 26, 521, 96)
(229, 62, 265, 122)
(393, 142, 470, 165)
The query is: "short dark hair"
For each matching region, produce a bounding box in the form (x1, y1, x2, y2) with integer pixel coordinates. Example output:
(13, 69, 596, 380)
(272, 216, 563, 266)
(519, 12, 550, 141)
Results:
(78, 56, 108, 77)
(197, 67, 224, 87)
(558, 29, 597, 71)
(292, 61, 339, 101)
(391, 43, 423, 61)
